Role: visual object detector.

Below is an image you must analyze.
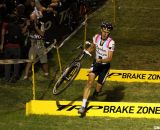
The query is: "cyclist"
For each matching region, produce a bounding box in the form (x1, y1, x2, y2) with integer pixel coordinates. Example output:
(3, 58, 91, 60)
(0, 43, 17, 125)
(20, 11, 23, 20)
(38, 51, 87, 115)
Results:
(78, 21, 115, 114)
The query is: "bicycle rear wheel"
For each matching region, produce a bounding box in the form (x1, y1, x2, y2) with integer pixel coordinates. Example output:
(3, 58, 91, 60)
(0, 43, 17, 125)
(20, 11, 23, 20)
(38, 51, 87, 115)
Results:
(52, 62, 81, 95)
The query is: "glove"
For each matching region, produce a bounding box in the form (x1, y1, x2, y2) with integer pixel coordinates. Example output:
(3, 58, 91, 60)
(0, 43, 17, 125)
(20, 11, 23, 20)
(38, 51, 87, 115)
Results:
(86, 41, 91, 45)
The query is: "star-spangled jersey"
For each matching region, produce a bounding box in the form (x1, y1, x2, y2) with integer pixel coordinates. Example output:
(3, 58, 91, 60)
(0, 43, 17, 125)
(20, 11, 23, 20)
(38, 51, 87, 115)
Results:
(93, 34, 115, 62)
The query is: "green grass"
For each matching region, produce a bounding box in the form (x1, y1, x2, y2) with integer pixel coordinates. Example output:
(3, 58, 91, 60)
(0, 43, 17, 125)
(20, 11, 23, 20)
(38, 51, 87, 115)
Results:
(1, 0, 160, 129)
(0, 81, 160, 130)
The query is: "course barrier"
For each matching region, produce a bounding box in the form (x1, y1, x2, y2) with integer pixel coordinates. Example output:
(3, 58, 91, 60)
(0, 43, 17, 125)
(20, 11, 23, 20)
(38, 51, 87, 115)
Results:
(26, 100, 160, 119)
(76, 69, 160, 83)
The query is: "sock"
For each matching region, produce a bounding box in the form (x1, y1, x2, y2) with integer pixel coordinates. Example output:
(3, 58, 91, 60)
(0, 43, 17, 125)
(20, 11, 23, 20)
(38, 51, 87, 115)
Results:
(82, 99, 87, 108)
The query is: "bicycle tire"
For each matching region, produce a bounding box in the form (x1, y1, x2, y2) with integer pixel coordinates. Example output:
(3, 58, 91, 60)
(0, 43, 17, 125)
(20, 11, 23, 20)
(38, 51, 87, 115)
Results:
(52, 62, 81, 95)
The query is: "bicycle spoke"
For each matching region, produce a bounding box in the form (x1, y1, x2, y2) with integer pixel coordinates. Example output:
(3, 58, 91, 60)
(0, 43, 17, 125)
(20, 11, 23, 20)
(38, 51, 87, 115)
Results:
(52, 63, 81, 95)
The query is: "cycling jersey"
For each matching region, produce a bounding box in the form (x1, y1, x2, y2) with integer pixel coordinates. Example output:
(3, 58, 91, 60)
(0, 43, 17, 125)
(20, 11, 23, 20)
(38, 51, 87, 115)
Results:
(93, 34, 115, 62)
(89, 34, 115, 85)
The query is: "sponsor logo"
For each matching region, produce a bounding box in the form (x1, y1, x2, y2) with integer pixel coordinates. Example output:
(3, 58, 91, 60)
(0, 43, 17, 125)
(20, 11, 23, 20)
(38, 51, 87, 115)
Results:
(56, 104, 160, 114)
(108, 72, 160, 80)
(26, 100, 160, 119)
(76, 69, 160, 83)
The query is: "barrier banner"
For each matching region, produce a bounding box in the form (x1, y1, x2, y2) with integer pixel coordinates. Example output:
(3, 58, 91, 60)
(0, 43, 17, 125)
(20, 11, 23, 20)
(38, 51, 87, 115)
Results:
(76, 69, 160, 83)
(26, 100, 160, 119)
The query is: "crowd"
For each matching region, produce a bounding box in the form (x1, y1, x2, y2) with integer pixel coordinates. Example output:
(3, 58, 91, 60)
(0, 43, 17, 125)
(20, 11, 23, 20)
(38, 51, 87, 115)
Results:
(0, 0, 115, 116)
(0, 0, 98, 83)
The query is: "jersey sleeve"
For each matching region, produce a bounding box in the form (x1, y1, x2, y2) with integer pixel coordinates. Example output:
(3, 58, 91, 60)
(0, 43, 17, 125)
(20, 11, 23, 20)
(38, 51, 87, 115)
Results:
(108, 40, 115, 51)
(92, 34, 99, 44)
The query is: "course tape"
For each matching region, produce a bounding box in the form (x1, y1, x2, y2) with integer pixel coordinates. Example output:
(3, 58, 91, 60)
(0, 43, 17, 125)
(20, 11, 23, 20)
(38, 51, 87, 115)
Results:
(0, 40, 56, 64)
(76, 69, 160, 83)
(0, 59, 31, 64)
(26, 100, 160, 119)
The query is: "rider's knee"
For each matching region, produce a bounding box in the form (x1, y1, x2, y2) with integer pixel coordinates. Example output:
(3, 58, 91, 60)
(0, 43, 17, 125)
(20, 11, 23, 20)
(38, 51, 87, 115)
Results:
(86, 72, 95, 88)
(86, 80, 93, 88)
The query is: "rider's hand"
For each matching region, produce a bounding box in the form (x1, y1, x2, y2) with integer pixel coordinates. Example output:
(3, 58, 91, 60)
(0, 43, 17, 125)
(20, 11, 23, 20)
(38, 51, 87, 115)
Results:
(83, 49, 92, 56)
(96, 58, 102, 63)
(86, 41, 91, 45)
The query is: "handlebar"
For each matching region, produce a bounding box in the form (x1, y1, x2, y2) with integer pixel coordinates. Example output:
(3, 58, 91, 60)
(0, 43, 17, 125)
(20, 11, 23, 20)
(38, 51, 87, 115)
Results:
(74, 41, 92, 50)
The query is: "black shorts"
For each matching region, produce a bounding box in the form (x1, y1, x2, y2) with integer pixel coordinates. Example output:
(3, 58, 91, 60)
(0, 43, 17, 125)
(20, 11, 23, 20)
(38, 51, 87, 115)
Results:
(90, 60, 110, 85)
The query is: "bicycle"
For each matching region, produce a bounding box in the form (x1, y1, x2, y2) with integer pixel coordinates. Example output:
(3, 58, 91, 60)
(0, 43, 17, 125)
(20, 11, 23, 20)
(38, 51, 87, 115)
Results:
(50, 43, 92, 95)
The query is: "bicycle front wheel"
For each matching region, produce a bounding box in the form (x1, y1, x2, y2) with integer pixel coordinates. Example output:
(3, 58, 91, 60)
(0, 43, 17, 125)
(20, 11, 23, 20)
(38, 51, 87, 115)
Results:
(52, 62, 81, 95)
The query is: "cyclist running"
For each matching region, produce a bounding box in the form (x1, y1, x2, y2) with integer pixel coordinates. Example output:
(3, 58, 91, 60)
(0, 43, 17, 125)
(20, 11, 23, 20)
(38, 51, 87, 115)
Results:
(78, 21, 115, 114)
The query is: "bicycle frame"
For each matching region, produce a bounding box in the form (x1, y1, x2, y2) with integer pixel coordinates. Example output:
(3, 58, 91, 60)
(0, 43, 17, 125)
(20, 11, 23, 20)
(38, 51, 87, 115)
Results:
(51, 44, 91, 95)
(62, 44, 87, 70)
(70, 51, 85, 64)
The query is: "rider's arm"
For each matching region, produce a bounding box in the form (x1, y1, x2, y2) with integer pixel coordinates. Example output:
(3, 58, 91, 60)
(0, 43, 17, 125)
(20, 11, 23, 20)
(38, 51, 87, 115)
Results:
(86, 34, 99, 53)
(86, 43, 96, 53)
(97, 51, 114, 63)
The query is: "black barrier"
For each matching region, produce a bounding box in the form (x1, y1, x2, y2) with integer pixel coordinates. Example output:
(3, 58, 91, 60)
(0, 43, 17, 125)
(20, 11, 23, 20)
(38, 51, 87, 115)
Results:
(41, 0, 107, 43)
(0, 0, 107, 77)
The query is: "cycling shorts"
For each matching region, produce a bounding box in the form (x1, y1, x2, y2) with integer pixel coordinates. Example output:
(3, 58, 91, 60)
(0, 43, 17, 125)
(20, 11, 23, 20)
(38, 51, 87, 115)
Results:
(90, 59, 110, 85)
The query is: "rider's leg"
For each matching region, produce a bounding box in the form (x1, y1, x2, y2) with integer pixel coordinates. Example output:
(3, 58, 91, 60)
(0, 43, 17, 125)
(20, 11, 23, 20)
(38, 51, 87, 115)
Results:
(93, 64, 110, 97)
(81, 72, 96, 108)
(78, 72, 96, 114)
(96, 82, 103, 92)
(93, 82, 102, 97)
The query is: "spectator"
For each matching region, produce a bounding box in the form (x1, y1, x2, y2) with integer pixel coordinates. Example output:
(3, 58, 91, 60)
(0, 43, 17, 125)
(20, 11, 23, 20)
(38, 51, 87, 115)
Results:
(23, 0, 62, 80)
(0, 1, 7, 23)
(24, 0, 36, 18)
(23, 6, 49, 80)
(0, 11, 26, 83)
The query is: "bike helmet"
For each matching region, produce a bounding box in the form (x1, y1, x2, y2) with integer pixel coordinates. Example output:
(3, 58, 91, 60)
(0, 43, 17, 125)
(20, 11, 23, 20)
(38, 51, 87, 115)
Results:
(101, 22, 113, 31)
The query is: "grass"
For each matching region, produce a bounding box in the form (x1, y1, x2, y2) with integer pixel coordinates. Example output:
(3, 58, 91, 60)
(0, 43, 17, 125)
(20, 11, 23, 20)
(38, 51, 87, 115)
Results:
(1, 0, 160, 129)
(0, 81, 160, 130)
